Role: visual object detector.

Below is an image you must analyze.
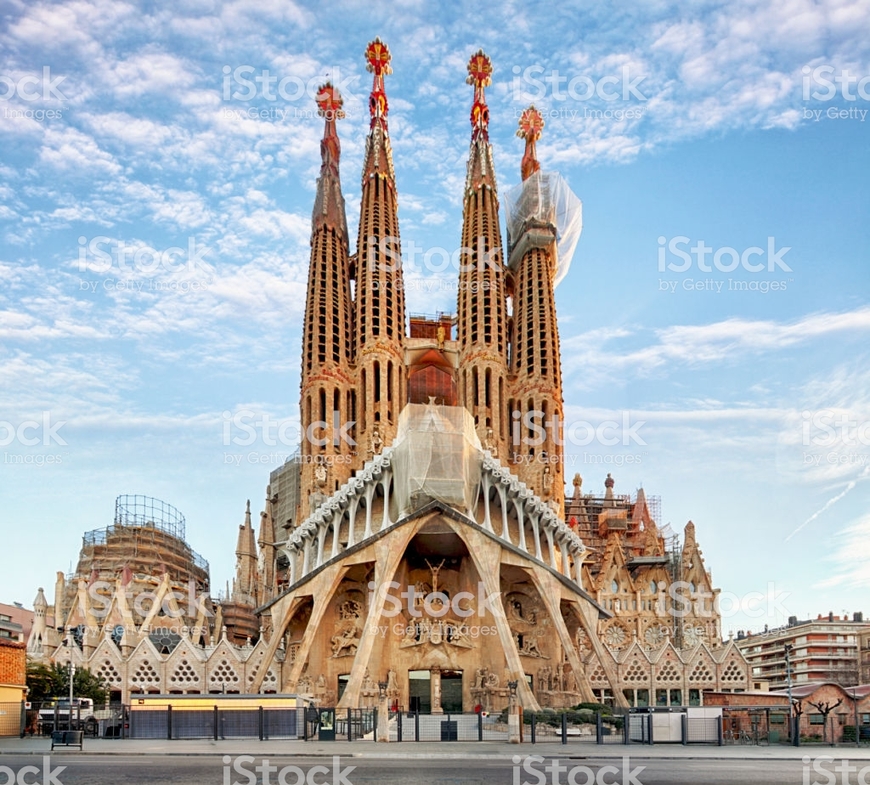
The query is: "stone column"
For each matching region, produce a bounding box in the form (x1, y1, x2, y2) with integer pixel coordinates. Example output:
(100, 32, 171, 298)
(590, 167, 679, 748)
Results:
(507, 679, 521, 744)
(376, 681, 389, 743)
(431, 668, 443, 714)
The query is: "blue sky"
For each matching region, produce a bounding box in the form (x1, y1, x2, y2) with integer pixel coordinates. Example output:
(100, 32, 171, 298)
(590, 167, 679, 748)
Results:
(1, 0, 868, 637)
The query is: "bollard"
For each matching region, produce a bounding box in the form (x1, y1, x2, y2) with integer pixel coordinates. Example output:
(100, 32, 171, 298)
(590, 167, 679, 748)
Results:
(561, 712, 567, 745)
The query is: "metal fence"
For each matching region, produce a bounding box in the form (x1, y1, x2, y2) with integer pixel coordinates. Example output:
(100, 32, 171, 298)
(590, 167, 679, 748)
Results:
(623, 710, 721, 745)
(23, 700, 107, 737)
(303, 708, 376, 741)
(381, 709, 630, 744)
(0, 703, 23, 737)
(387, 709, 507, 741)
(127, 704, 303, 740)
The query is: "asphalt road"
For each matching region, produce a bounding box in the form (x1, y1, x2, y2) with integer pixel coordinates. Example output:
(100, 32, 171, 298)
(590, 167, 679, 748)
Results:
(0, 754, 855, 785)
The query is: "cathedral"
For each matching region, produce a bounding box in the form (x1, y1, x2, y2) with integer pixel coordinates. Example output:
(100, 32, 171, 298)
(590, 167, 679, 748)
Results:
(28, 40, 752, 712)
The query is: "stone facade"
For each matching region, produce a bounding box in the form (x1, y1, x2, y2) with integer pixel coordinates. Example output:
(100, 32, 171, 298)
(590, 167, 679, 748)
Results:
(244, 42, 754, 713)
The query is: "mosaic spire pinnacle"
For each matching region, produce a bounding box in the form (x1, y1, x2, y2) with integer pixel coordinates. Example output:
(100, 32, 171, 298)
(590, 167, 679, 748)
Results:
(366, 37, 392, 129)
(517, 105, 544, 181)
(466, 49, 493, 140)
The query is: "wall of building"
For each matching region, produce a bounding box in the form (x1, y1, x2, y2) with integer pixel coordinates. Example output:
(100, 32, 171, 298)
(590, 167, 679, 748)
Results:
(0, 638, 27, 703)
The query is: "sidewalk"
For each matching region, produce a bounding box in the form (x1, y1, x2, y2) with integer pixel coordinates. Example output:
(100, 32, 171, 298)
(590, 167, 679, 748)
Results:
(3, 736, 870, 759)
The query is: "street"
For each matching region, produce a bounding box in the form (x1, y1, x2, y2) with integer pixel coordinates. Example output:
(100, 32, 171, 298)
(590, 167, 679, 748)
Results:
(0, 754, 854, 785)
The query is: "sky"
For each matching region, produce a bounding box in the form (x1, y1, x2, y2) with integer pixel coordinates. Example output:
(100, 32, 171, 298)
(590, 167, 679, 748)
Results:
(1, 0, 868, 639)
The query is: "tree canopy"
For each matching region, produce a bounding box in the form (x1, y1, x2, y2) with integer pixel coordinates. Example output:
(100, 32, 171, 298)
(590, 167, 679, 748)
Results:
(26, 661, 109, 704)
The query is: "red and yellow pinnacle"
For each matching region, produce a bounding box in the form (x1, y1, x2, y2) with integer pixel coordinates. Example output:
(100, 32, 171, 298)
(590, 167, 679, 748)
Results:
(366, 37, 392, 130)
(517, 105, 544, 181)
(467, 50, 493, 141)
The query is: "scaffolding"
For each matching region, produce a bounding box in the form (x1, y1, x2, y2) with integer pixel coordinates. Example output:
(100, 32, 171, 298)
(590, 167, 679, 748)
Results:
(113, 495, 186, 539)
(503, 170, 583, 287)
(78, 495, 209, 587)
(661, 524, 684, 648)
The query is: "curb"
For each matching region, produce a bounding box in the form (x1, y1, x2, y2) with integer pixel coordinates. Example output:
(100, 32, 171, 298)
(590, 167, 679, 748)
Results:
(0, 749, 855, 761)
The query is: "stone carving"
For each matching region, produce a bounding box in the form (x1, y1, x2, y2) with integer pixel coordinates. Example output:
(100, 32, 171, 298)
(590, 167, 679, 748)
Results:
(359, 667, 378, 707)
(542, 465, 553, 498)
(644, 623, 668, 648)
(506, 591, 550, 659)
(683, 622, 706, 647)
(314, 461, 328, 488)
(562, 663, 577, 693)
(483, 428, 495, 452)
(369, 426, 383, 459)
(474, 667, 499, 689)
(574, 626, 592, 657)
(603, 621, 628, 650)
(331, 599, 363, 657)
(398, 618, 473, 649)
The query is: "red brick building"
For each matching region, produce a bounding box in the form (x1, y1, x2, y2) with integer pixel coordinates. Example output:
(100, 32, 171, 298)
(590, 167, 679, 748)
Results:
(0, 637, 27, 703)
(705, 683, 870, 744)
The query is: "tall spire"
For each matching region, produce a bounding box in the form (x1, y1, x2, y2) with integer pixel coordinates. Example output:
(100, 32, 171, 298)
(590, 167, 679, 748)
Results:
(299, 83, 356, 519)
(468, 50, 493, 142)
(456, 50, 509, 457)
(234, 500, 257, 603)
(361, 37, 396, 181)
(256, 485, 277, 606)
(312, 82, 348, 233)
(463, 49, 498, 192)
(355, 38, 406, 454)
(508, 106, 565, 514)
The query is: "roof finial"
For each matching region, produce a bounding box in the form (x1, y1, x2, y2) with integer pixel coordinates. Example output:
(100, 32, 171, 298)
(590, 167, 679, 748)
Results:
(517, 105, 544, 181)
(365, 38, 392, 130)
(315, 82, 344, 172)
(466, 49, 493, 140)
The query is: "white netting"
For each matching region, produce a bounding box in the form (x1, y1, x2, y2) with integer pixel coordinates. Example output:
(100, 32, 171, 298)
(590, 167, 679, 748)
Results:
(503, 170, 583, 287)
(391, 403, 482, 518)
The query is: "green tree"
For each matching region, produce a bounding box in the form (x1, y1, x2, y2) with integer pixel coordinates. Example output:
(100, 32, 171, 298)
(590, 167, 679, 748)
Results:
(26, 661, 109, 705)
(25, 661, 61, 702)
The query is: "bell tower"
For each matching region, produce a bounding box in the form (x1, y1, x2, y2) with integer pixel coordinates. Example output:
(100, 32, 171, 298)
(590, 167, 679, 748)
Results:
(456, 50, 510, 459)
(299, 83, 356, 517)
(507, 106, 565, 515)
(354, 38, 407, 458)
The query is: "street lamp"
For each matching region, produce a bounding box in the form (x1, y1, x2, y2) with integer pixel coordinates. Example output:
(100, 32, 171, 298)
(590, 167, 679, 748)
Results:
(378, 681, 388, 700)
(784, 644, 795, 745)
(60, 627, 76, 731)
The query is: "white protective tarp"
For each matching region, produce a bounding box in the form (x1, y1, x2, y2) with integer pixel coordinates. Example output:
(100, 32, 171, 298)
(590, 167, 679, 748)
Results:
(391, 402, 482, 518)
(503, 170, 583, 287)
